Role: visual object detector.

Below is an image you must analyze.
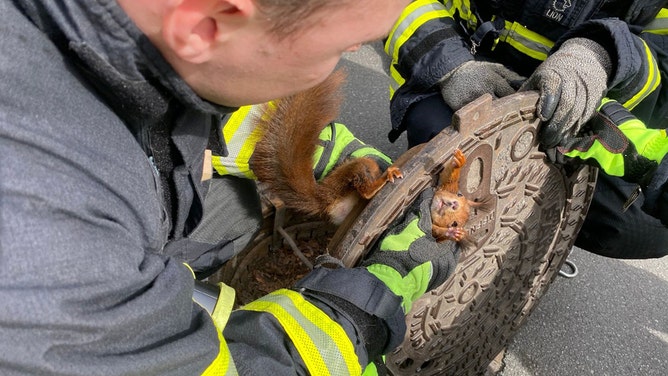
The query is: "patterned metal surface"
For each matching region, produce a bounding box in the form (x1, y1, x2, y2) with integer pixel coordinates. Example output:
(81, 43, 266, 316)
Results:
(329, 92, 597, 375)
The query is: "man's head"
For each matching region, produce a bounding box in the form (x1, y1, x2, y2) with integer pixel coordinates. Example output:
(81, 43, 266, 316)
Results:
(116, 0, 410, 107)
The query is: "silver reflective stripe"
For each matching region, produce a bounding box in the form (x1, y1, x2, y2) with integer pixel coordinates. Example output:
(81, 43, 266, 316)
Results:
(212, 105, 266, 179)
(385, 0, 448, 62)
(241, 290, 361, 376)
(497, 20, 553, 61)
(643, 8, 668, 34)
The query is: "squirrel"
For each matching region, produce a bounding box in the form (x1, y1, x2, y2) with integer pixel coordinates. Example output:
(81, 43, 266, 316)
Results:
(250, 69, 402, 225)
(430, 149, 475, 242)
(430, 148, 492, 244)
(250, 69, 483, 242)
(394, 146, 484, 243)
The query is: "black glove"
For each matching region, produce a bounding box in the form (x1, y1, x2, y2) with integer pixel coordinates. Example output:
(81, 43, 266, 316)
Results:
(521, 38, 613, 148)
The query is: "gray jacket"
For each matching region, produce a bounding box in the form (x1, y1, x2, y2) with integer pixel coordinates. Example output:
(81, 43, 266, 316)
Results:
(0, 0, 403, 374)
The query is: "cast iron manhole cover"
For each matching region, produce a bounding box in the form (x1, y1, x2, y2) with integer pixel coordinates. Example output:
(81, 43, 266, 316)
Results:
(328, 92, 597, 375)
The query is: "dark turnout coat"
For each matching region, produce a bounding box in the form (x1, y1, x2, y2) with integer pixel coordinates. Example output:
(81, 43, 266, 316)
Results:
(386, 0, 668, 248)
(0, 0, 403, 374)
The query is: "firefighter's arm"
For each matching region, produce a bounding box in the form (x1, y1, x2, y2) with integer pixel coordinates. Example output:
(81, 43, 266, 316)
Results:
(549, 99, 668, 226)
(211, 106, 393, 181)
(200, 195, 462, 376)
(313, 122, 393, 180)
(221, 268, 406, 375)
(553, 16, 663, 112)
(189, 266, 387, 376)
(385, 0, 474, 130)
(385, 0, 471, 95)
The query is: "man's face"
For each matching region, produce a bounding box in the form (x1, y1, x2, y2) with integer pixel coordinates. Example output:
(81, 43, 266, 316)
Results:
(188, 0, 411, 107)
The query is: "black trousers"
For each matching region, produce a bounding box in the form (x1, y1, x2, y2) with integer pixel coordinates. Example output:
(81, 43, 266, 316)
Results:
(401, 94, 668, 259)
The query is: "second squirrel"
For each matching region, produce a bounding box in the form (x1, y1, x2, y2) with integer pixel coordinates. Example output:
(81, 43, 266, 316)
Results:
(430, 149, 477, 242)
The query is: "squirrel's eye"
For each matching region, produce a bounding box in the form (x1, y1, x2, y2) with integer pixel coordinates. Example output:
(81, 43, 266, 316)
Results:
(457, 192, 463, 197)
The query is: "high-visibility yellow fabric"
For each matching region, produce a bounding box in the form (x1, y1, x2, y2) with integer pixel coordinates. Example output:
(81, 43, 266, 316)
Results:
(212, 105, 265, 179)
(621, 39, 660, 110)
(643, 8, 668, 35)
(198, 282, 238, 375)
(241, 289, 362, 376)
(497, 20, 553, 60)
(313, 123, 392, 180)
(385, 0, 454, 98)
(385, 0, 452, 65)
(186, 261, 238, 376)
(201, 329, 238, 376)
(210, 283, 236, 330)
(214, 107, 390, 183)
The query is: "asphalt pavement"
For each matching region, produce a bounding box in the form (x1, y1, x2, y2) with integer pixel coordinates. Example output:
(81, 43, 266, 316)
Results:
(338, 42, 668, 376)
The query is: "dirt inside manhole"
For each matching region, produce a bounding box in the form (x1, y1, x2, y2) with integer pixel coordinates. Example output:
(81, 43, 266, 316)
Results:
(222, 226, 334, 306)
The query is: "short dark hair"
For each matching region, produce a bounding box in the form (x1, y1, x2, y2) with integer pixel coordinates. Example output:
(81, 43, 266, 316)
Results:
(254, 0, 343, 37)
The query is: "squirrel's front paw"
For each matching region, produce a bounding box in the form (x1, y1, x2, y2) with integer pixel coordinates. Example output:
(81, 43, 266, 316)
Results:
(445, 227, 466, 242)
(452, 149, 466, 169)
(385, 166, 403, 182)
(433, 225, 466, 242)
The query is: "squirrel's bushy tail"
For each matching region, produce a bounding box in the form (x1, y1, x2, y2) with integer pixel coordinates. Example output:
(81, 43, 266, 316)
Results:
(251, 69, 347, 218)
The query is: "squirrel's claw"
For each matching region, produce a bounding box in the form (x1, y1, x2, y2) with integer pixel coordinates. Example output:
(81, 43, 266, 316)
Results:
(452, 149, 466, 168)
(385, 166, 403, 182)
(445, 227, 466, 242)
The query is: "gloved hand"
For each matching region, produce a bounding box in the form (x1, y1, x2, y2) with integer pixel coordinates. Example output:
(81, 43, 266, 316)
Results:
(521, 37, 613, 148)
(549, 99, 668, 186)
(362, 190, 460, 312)
(438, 61, 525, 111)
(314, 122, 392, 180)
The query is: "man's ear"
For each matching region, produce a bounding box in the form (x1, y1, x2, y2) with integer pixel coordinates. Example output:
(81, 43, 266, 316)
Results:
(162, 0, 255, 64)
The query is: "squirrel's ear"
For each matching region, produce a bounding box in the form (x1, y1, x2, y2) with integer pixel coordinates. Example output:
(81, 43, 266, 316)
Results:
(162, 0, 256, 64)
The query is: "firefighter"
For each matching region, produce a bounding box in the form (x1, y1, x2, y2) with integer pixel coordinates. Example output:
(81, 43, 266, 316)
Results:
(384, 0, 668, 258)
(0, 0, 463, 375)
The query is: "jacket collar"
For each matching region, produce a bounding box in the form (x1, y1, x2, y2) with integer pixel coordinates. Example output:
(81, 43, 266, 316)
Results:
(15, 0, 235, 121)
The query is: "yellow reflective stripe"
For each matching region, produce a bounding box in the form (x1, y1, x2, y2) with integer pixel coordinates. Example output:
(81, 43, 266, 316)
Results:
(452, 0, 477, 29)
(210, 283, 236, 330)
(201, 329, 238, 376)
(388, 66, 404, 98)
(314, 123, 391, 178)
(642, 8, 668, 35)
(622, 39, 661, 110)
(389, 10, 452, 67)
(183, 263, 196, 279)
(213, 105, 264, 179)
(213, 106, 251, 176)
(385, 0, 452, 96)
(350, 147, 393, 164)
(385, 0, 451, 62)
(317, 123, 358, 177)
(242, 289, 361, 376)
(385, 0, 438, 56)
(498, 21, 553, 61)
(385, 1, 472, 97)
(222, 106, 250, 141)
(200, 283, 238, 376)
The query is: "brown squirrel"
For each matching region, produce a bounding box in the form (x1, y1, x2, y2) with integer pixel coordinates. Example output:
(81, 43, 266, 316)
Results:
(250, 69, 402, 225)
(391, 145, 480, 243)
(430, 149, 474, 242)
